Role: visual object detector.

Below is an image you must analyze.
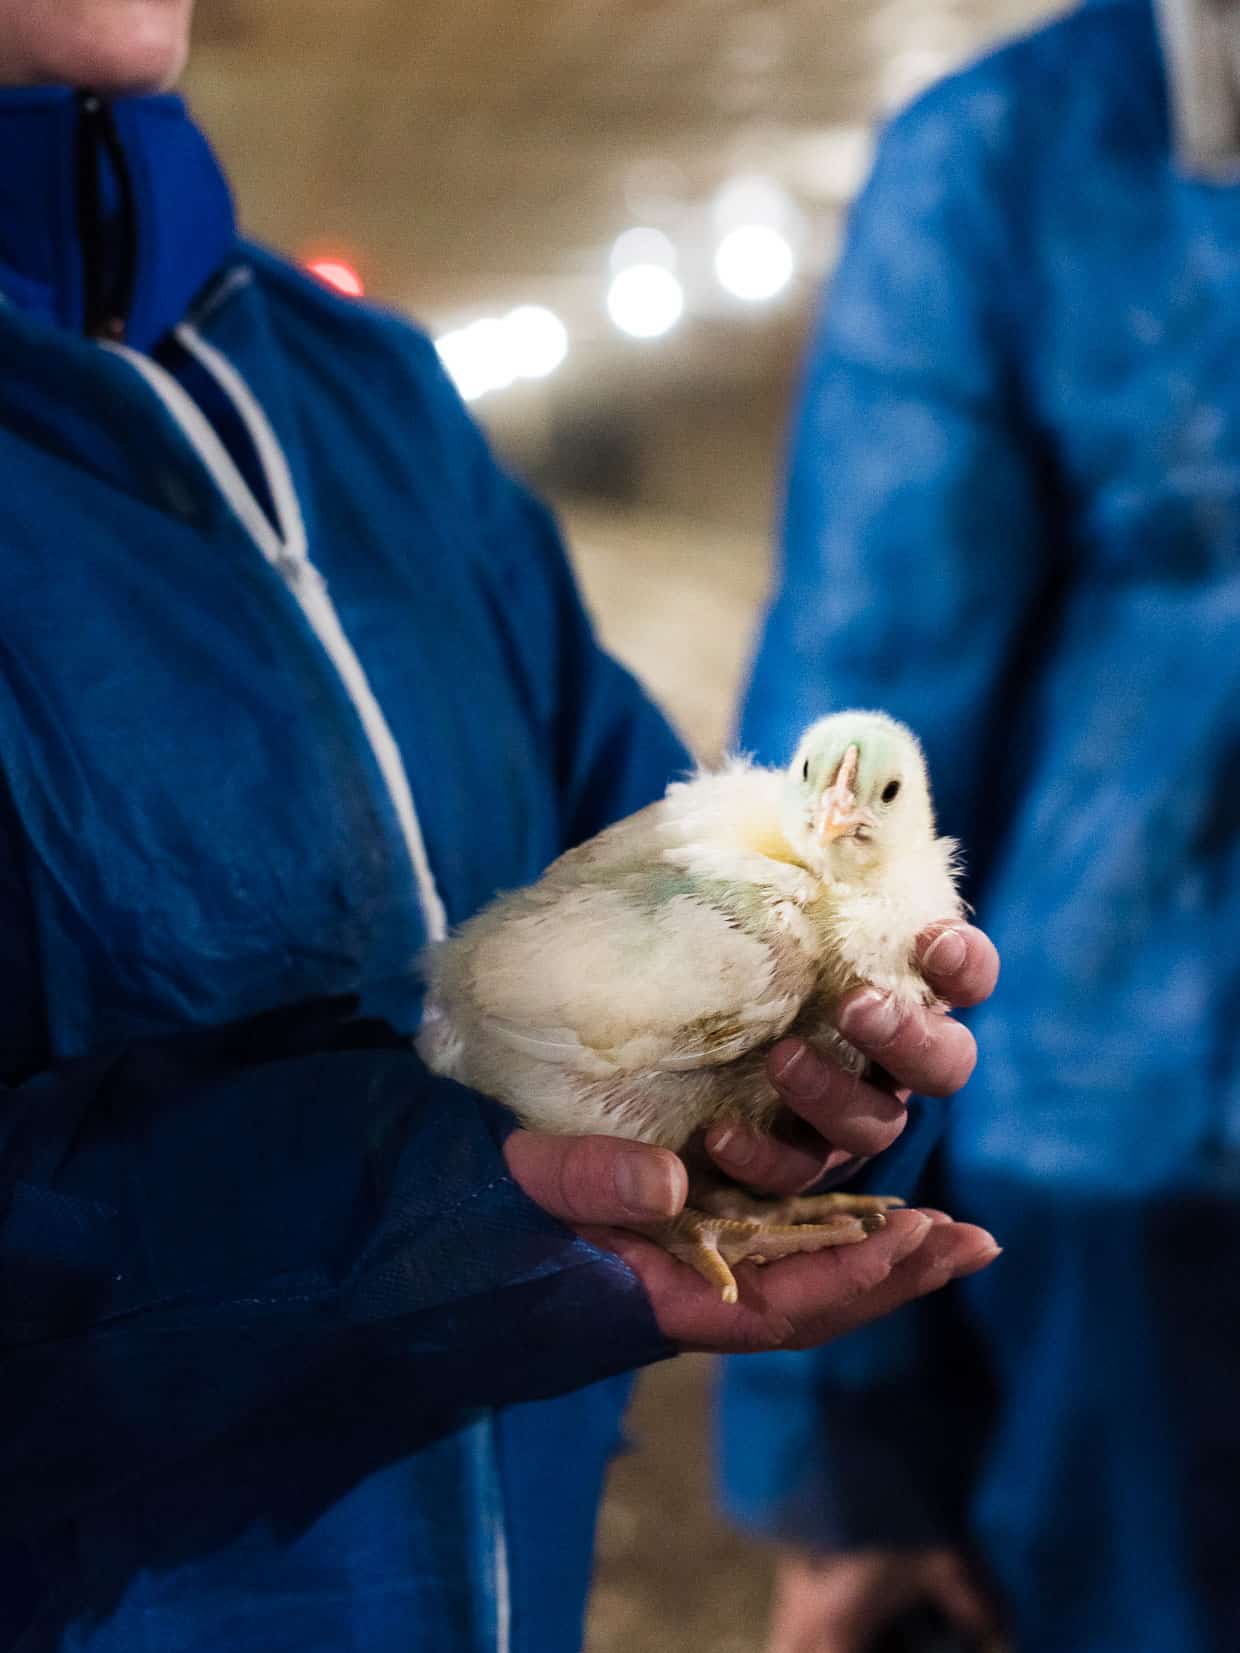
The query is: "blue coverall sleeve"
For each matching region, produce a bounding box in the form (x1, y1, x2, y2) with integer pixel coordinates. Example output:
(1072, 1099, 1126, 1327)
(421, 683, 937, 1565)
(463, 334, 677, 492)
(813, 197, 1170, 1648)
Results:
(723, 89, 1057, 1549)
(0, 436, 685, 1539)
(0, 988, 674, 1543)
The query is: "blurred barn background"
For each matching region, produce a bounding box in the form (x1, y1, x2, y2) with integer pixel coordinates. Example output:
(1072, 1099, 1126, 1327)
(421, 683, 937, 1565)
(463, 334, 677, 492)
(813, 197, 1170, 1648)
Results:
(184, 3, 1059, 1645)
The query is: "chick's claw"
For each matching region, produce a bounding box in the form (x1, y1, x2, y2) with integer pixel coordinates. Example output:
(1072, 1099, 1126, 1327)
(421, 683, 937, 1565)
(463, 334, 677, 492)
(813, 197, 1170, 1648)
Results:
(646, 1201, 889, 1304)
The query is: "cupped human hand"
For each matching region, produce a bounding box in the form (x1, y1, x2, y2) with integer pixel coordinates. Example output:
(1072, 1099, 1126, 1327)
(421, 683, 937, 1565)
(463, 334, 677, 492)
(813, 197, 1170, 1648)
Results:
(503, 1127, 997, 1352)
(503, 919, 1000, 1354)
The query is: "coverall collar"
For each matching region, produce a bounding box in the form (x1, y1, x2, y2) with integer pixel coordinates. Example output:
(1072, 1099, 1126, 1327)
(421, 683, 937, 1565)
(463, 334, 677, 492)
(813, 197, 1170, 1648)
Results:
(0, 86, 236, 353)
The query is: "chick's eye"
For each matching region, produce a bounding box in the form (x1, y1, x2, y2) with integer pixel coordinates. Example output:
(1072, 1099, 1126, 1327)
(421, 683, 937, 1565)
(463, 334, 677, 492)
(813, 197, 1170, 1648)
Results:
(881, 779, 901, 803)
(802, 759, 809, 781)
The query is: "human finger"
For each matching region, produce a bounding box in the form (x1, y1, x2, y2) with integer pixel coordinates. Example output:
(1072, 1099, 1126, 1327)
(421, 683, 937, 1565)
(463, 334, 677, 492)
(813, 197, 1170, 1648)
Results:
(917, 922, 1000, 1008)
(769, 1039, 909, 1154)
(575, 1210, 938, 1351)
(704, 1113, 845, 1196)
(835, 992, 977, 1096)
(503, 1128, 687, 1226)
(705, 1044, 906, 1193)
(586, 1208, 997, 1352)
(758, 1217, 999, 1346)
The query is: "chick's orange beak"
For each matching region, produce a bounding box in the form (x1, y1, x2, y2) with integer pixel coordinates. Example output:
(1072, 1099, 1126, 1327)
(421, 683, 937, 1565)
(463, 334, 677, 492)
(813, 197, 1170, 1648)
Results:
(814, 744, 864, 840)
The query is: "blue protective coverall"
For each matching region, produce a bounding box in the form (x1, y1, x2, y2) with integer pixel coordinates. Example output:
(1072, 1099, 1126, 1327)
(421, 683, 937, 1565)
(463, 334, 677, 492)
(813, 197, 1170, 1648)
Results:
(720, 2, 1240, 1649)
(0, 88, 688, 1652)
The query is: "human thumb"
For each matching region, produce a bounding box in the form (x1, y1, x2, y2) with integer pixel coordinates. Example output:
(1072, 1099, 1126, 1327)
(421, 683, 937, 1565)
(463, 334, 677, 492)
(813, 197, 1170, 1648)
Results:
(504, 1129, 687, 1225)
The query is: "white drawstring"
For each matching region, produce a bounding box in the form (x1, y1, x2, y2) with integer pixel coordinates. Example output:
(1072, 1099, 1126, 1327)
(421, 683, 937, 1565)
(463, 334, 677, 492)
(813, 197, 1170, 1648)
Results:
(107, 328, 448, 944)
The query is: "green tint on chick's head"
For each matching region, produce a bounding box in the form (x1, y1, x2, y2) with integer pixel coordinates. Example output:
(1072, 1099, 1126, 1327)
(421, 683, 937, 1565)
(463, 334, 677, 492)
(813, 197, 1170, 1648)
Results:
(781, 710, 936, 879)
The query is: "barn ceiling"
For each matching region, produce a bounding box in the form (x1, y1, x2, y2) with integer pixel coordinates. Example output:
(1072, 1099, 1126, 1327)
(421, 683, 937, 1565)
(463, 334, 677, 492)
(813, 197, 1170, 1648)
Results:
(184, 0, 1061, 395)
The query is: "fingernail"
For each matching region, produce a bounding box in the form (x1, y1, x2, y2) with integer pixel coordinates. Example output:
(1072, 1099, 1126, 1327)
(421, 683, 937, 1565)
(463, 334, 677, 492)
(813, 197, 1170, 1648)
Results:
(838, 990, 903, 1048)
(712, 1128, 755, 1169)
(924, 927, 968, 975)
(773, 1047, 826, 1102)
(615, 1151, 682, 1218)
(770, 1043, 805, 1084)
(955, 1241, 1002, 1275)
(889, 1212, 933, 1262)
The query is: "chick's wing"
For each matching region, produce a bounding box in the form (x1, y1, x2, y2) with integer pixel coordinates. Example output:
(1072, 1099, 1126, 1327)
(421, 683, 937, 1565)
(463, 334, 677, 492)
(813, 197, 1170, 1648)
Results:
(466, 870, 814, 1076)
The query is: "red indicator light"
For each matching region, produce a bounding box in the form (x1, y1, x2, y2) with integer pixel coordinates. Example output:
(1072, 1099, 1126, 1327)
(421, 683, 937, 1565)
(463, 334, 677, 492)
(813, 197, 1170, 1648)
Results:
(306, 258, 365, 298)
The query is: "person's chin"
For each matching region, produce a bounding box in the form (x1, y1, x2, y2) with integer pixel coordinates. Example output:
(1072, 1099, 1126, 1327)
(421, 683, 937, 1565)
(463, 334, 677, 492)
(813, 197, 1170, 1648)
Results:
(81, 38, 190, 94)
(47, 8, 191, 95)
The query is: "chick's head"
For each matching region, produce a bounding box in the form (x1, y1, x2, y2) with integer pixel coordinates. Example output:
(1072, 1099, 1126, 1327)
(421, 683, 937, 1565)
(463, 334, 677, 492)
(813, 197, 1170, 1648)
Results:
(781, 710, 936, 881)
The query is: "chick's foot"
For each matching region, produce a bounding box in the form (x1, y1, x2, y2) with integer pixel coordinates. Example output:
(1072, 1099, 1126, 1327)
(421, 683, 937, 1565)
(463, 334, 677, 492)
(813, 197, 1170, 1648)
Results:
(643, 1199, 894, 1304)
(698, 1187, 905, 1225)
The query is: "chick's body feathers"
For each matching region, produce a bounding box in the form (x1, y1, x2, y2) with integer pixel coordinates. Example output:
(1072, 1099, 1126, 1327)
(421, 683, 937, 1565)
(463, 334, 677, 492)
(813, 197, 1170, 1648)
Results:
(420, 737, 961, 1151)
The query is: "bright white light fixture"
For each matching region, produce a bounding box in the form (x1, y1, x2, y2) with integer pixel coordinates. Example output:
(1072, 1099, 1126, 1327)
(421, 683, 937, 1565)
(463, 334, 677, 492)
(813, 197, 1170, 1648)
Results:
(435, 318, 512, 402)
(715, 224, 796, 302)
(606, 264, 685, 339)
(436, 305, 569, 401)
(434, 325, 488, 402)
(504, 305, 569, 379)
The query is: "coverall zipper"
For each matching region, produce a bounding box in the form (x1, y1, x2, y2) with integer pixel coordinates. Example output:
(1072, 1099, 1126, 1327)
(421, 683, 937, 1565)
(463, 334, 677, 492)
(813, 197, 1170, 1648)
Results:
(76, 91, 137, 342)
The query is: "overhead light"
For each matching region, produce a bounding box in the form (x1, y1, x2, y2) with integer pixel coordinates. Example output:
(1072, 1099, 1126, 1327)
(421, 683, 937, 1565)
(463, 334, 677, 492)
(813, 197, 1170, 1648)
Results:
(715, 224, 795, 302)
(503, 305, 568, 380)
(606, 264, 685, 339)
(435, 322, 503, 402)
(306, 257, 365, 297)
(435, 305, 569, 402)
